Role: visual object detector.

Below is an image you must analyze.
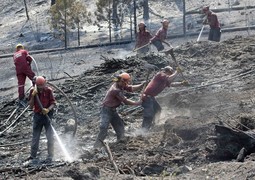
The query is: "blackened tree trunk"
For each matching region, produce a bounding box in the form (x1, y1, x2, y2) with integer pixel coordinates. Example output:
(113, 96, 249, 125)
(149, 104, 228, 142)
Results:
(23, 0, 29, 20)
(143, 0, 149, 20)
(51, 0, 56, 6)
(112, 0, 119, 27)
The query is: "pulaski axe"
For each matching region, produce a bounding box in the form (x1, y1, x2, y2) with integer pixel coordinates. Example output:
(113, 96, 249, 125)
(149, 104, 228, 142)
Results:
(163, 48, 186, 81)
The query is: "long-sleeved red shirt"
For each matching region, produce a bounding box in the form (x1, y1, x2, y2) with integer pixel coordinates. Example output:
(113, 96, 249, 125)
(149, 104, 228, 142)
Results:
(102, 83, 133, 108)
(13, 49, 33, 73)
(150, 27, 168, 42)
(143, 71, 177, 97)
(135, 30, 152, 48)
(29, 87, 56, 113)
(207, 12, 220, 29)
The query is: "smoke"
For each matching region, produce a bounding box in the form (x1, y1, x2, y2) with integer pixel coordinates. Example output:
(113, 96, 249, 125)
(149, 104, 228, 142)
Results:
(113, 44, 136, 59)
(53, 133, 81, 162)
(156, 107, 192, 125)
(129, 127, 150, 137)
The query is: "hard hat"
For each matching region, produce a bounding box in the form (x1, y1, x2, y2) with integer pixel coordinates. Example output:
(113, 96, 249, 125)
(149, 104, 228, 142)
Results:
(161, 19, 169, 25)
(202, 6, 209, 13)
(16, 44, 24, 50)
(35, 76, 46, 86)
(162, 66, 174, 73)
(138, 22, 146, 27)
(119, 72, 131, 81)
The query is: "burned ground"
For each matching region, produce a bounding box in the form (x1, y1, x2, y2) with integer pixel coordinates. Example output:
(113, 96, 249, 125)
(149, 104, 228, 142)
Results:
(0, 35, 255, 179)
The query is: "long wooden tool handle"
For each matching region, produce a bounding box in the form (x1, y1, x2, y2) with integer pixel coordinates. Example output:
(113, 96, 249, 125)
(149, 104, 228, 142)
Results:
(133, 42, 150, 52)
(142, 72, 150, 93)
(197, 25, 205, 42)
(169, 51, 186, 81)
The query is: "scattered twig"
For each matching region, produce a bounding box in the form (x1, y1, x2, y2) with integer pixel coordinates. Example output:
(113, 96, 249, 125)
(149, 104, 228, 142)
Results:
(101, 140, 119, 174)
(64, 71, 74, 79)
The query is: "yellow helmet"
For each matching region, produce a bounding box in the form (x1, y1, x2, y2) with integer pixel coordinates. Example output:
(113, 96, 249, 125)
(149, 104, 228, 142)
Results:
(16, 44, 24, 50)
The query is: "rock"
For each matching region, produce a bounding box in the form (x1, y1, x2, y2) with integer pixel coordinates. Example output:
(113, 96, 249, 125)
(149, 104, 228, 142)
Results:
(65, 118, 76, 132)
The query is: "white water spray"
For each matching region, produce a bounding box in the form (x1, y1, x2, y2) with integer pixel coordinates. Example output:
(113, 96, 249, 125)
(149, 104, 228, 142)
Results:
(51, 125, 72, 162)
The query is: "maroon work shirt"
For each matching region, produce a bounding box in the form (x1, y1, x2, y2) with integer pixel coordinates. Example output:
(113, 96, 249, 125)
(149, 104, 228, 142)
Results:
(102, 83, 133, 108)
(13, 49, 33, 74)
(150, 27, 168, 42)
(207, 12, 220, 29)
(136, 30, 152, 48)
(29, 87, 56, 113)
(143, 72, 176, 97)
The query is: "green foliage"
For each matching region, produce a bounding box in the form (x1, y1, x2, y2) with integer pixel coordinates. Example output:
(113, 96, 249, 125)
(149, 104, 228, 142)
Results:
(95, 0, 112, 22)
(94, 0, 133, 27)
(50, 0, 91, 33)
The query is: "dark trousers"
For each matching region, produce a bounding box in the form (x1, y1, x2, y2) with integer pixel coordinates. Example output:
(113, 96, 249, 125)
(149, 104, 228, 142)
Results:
(137, 46, 150, 55)
(208, 28, 221, 42)
(16, 68, 35, 100)
(94, 106, 125, 147)
(30, 112, 54, 159)
(151, 40, 164, 51)
(142, 96, 162, 129)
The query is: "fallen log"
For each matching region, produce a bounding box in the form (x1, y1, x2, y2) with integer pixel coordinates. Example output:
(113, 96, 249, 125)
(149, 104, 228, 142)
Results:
(209, 124, 255, 161)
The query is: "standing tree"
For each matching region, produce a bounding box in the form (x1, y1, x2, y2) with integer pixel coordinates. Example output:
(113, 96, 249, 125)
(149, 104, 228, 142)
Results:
(95, 0, 133, 40)
(142, 0, 149, 20)
(50, 0, 91, 46)
(51, 0, 56, 6)
(23, 0, 29, 20)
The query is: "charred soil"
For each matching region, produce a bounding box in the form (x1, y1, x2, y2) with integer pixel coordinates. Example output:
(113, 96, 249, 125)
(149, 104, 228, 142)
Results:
(0, 35, 255, 179)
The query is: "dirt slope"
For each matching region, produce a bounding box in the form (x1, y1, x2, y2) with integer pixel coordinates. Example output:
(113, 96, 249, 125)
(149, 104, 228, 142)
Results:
(0, 35, 255, 179)
(1, 0, 255, 179)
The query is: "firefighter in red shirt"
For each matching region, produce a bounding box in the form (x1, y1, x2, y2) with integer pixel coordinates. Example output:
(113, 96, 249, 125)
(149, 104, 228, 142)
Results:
(141, 66, 187, 129)
(94, 72, 144, 148)
(134, 22, 152, 55)
(27, 76, 56, 163)
(13, 44, 35, 106)
(202, 6, 221, 42)
(150, 19, 172, 52)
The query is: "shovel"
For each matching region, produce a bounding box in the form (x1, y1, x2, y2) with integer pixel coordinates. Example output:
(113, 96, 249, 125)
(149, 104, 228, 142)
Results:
(197, 25, 205, 42)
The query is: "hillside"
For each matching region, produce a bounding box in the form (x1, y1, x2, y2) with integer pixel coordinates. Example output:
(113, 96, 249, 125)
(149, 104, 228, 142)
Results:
(1, 0, 255, 179)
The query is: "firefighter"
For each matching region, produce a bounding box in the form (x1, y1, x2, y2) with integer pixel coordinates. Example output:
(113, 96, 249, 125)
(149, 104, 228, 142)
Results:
(141, 66, 188, 129)
(202, 6, 221, 42)
(150, 19, 172, 52)
(94, 72, 144, 148)
(27, 76, 56, 163)
(13, 44, 35, 107)
(134, 22, 152, 55)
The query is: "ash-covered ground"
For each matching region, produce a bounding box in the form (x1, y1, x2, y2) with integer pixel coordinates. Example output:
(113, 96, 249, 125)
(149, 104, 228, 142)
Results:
(0, 35, 255, 179)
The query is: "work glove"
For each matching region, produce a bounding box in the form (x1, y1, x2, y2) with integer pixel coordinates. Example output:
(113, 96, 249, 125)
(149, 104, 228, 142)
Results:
(42, 108, 49, 115)
(141, 80, 148, 86)
(135, 100, 143, 106)
(181, 80, 189, 86)
(202, 19, 208, 25)
(176, 67, 182, 73)
(32, 87, 38, 97)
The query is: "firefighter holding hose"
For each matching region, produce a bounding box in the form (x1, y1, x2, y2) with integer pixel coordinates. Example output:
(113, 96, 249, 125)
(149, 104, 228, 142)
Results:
(27, 76, 56, 164)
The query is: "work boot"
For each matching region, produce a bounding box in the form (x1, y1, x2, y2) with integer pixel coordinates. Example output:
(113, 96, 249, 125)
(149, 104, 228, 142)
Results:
(117, 136, 129, 143)
(93, 140, 104, 150)
(18, 98, 28, 108)
(41, 157, 53, 164)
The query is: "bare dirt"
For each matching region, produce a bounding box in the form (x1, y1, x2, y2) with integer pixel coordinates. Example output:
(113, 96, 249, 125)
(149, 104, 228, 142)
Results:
(1, 0, 255, 179)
